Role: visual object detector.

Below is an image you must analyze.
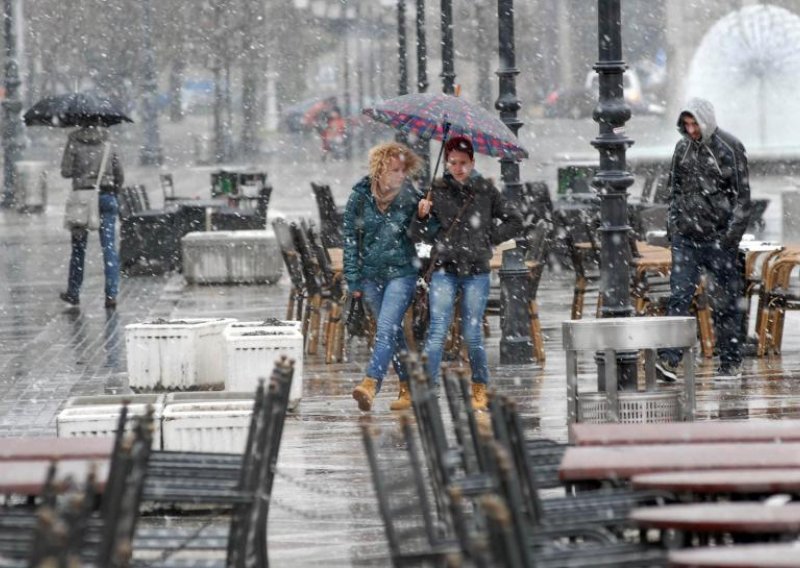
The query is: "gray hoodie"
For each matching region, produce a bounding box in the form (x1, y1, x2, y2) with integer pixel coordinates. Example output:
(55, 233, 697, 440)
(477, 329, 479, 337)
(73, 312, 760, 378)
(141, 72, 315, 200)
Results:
(60, 127, 124, 192)
(668, 97, 751, 246)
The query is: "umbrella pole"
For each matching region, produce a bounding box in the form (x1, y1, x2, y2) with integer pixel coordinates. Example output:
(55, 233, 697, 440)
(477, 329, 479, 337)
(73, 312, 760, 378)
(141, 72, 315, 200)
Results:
(425, 122, 450, 200)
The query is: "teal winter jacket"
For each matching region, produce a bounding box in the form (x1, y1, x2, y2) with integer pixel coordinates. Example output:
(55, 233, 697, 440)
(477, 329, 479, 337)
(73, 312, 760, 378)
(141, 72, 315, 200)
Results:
(342, 176, 421, 293)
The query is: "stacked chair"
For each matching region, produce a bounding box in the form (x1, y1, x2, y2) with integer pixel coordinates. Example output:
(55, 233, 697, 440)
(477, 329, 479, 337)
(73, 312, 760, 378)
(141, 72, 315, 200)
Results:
(0, 359, 294, 568)
(120, 185, 182, 274)
(273, 217, 354, 363)
(361, 352, 673, 567)
(0, 409, 155, 567)
(133, 357, 294, 567)
(310, 182, 344, 248)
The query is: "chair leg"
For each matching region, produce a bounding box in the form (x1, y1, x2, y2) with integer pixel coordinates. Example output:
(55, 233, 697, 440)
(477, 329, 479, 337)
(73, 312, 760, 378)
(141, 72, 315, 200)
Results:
(306, 294, 323, 355)
(325, 301, 342, 364)
(529, 300, 545, 364)
(482, 314, 491, 338)
(696, 306, 715, 359)
(286, 289, 296, 321)
(571, 275, 586, 320)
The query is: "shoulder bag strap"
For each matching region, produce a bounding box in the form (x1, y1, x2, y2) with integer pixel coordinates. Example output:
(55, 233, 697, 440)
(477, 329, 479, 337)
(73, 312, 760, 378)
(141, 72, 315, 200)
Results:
(94, 142, 111, 191)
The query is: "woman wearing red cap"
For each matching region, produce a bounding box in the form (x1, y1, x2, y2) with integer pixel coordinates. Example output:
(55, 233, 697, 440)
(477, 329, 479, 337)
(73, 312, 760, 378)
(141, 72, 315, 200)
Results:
(410, 135, 522, 410)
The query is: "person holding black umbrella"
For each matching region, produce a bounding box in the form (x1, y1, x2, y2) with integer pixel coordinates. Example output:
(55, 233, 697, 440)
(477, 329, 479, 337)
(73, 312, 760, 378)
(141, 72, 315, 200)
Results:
(59, 121, 124, 309)
(410, 136, 522, 410)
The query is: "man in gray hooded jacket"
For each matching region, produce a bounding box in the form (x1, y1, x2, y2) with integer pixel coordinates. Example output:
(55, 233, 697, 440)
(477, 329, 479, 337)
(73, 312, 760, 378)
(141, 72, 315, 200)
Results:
(656, 98, 751, 380)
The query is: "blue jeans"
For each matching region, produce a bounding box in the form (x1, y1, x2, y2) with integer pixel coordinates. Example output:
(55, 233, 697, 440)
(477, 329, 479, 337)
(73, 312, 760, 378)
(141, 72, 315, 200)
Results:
(659, 235, 743, 367)
(67, 193, 120, 300)
(362, 275, 417, 385)
(424, 271, 491, 385)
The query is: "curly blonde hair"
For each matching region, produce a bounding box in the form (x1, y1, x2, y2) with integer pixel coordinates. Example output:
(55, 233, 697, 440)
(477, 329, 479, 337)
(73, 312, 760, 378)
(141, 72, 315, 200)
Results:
(368, 142, 422, 182)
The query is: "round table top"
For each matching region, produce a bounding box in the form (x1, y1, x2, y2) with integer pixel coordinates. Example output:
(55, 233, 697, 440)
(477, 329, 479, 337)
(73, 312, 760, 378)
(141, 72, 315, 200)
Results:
(632, 469, 800, 494)
(631, 503, 800, 534)
(669, 543, 800, 568)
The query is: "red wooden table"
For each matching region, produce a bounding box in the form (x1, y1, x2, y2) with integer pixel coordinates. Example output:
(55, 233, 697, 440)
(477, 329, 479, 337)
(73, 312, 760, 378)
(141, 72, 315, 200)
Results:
(631, 503, 800, 535)
(669, 543, 800, 567)
(0, 436, 114, 462)
(569, 421, 800, 446)
(632, 469, 800, 496)
(0, 459, 110, 496)
(559, 443, 800, 483)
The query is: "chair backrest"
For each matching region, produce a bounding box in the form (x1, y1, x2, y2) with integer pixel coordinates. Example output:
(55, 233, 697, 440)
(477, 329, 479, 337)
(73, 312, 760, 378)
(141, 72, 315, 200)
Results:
(311, 182, 343, 248)
(272, 218, 306, 292)
(290, 221, 324, 296)
(160, 173, 176, 202)
(442, 370, 485, 476)
(361, 418, 461, 565)
(302, 220, 338, 292)
(652, 172, 671, 204)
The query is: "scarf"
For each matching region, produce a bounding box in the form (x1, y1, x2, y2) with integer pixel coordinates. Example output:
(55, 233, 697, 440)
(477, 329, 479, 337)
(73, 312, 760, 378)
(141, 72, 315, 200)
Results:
(371, 178, 401, 213)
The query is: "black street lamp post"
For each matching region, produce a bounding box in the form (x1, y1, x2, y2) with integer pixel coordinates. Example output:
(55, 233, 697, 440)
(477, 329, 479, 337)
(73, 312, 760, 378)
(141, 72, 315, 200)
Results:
(496, 0, 533, 365)
(139, 0, 164, 166)
(440, 0, 455, 95)
(592, 0, 636, 389)
(415, 0, 430, 180)
(1, 0, 22, 207)
(397, 0, 409, 97)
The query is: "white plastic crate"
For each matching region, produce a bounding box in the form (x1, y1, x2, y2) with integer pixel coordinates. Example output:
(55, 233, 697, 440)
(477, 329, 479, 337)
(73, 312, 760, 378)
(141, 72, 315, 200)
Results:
(181, 230, 283, 285)
(125, 318, 236, 391)
(162, 392, 256, 453)
(56, 394, 164, 449)
(223, 323, 303, 409)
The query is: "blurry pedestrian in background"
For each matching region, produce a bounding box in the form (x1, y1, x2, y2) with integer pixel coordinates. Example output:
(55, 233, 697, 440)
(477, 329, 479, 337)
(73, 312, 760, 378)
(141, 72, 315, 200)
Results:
(656, 97, 751, 381)
(60, 123, 124, 309)
(346, 142, 422, 411)
(411, 136, 522, 410)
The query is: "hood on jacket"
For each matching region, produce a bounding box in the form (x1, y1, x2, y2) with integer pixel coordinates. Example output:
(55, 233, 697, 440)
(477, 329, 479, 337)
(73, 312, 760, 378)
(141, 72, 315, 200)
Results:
(69, 126, 109, 145)
(676, 97, 718, 144)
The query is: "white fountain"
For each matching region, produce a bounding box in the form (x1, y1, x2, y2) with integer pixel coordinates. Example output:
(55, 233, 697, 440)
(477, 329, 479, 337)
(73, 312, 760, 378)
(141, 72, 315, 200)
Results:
(685, 4, 800, 151)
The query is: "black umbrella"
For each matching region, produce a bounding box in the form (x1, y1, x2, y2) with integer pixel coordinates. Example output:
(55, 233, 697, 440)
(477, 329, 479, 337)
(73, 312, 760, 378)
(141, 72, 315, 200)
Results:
(23, 91, 133, 127)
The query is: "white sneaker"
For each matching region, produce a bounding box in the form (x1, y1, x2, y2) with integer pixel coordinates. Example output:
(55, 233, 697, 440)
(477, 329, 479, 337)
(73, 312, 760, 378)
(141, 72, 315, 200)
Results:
(655, 359, 678, 383)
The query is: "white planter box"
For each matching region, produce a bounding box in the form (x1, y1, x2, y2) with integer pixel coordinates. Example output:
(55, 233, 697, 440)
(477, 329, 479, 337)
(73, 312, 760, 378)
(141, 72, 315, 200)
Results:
(125, 318, 236, 391)
(14, 160, 48, 212)
(162, 392, 256, 453)
(223, 323, 303, 409)
(56, 394, 164, 449)
(182, 230, 283, 285)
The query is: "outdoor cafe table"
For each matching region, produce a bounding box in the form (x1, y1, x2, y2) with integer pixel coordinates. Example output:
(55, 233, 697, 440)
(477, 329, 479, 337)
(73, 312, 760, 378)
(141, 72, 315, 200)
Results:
(631, 469, 800, 498)
(669, 542, 800, 568)
(569, 420, 800, 446)
(630, 502, 800, 538)
(327, 239, 520, 274)
(0, 459, 110, 496)
(0, 436, 114, 462)
(558, 443, 800, 484)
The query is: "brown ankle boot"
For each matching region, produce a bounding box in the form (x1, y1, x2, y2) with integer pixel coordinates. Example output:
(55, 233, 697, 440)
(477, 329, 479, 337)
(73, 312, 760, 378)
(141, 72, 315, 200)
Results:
(353, 377, 379, 411)
(389, 382, 412, 411)
(471, 382, 488, 411)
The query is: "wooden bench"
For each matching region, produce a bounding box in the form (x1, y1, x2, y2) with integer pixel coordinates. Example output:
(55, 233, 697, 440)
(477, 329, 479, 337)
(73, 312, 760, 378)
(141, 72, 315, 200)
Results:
(570, 420, 800, 446)
(559, 443, 800, 483)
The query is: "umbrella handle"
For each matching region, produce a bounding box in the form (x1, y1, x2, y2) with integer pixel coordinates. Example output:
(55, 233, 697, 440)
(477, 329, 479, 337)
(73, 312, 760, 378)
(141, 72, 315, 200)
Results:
(426, 121, 451, 201)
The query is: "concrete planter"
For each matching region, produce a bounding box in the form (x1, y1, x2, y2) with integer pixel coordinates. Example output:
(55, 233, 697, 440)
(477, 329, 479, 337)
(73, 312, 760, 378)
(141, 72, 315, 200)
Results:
(56, 394, 164, 449)
(125, 318, 237, 391)
(181, 230, 283, 285)
(161, 392, 256, 453)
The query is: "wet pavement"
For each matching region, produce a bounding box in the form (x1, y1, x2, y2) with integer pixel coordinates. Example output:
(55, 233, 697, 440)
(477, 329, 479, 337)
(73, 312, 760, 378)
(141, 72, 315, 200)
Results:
(2, 116, 800, 565)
